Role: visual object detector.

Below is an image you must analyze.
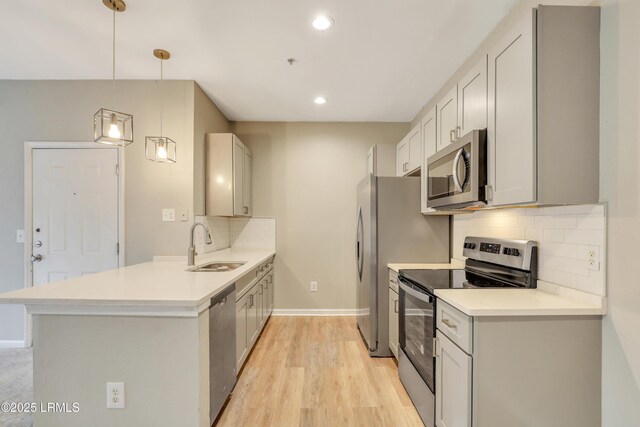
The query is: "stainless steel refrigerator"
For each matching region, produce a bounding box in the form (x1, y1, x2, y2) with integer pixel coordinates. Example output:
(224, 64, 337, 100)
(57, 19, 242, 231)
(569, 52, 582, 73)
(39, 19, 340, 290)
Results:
(356, 175, 449, 357)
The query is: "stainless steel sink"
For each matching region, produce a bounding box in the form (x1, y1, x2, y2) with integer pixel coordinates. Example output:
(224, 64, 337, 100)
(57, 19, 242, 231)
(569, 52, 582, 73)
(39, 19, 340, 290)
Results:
(190, 262, 246, 272)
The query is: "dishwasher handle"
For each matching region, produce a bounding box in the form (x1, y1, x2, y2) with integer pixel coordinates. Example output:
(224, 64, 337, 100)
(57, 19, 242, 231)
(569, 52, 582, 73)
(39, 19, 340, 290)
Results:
(210, 283, 236, 308)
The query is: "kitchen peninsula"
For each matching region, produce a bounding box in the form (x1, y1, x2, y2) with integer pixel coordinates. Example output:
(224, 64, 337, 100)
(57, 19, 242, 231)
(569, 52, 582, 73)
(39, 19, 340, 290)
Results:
(0, 248, 275, 427)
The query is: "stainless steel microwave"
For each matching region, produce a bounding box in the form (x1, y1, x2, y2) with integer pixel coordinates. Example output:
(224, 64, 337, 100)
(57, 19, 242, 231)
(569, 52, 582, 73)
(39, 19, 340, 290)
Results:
(426, 129, 487, 209)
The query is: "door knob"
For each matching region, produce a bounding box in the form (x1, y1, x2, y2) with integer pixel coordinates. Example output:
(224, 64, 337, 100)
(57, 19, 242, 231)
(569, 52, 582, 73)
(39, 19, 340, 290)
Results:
(31, 254, 43, 262)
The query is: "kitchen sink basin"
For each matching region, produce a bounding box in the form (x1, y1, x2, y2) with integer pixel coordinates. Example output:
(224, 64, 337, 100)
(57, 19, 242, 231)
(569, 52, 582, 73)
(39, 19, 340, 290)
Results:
(190, 262, 246, 272)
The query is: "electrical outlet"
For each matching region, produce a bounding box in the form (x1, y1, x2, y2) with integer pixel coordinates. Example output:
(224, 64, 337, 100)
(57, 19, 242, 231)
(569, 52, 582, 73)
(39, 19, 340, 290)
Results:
(586, 246, 600, 271)
(178, 208, 188, 222)
(106, 382, 125, 409)
(310, 281, 318, 292)
(16, 230, 24, 243)
(162, 209, 175, 222)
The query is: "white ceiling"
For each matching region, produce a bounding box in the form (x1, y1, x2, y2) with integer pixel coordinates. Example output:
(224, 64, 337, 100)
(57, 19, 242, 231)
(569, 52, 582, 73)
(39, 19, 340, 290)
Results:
(1, 0, 519, 122)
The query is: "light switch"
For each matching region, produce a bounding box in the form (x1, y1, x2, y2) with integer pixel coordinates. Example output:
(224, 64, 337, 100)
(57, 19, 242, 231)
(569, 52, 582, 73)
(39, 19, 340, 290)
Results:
(162, 209, 176, 222)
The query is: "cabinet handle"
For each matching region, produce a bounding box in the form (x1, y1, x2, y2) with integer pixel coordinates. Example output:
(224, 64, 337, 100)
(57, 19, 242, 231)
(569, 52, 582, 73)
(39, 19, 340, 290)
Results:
(442, 318, 457, 329)
(243, 206, 248, 214)
(433, 337, 439, 358)
(394, 299, 399, 313)
(450, 129, 456, 142)
(249, 295, 254, 308)
(259, 284, 264, 295)
(456, 126, 462, 139)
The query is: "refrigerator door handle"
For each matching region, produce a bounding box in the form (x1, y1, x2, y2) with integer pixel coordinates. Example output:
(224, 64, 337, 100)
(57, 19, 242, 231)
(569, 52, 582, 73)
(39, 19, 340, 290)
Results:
(356, 207, 364, 281)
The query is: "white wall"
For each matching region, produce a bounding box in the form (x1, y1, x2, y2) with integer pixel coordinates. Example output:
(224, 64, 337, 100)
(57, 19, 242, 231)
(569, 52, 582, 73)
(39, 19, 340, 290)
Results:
(232, 121, 409, 312)
(453, 205, 606, 296)
(599, 0, 640, 424)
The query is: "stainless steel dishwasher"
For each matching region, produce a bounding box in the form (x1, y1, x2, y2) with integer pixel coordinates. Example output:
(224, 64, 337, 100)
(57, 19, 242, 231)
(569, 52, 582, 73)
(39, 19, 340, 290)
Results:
(209, 284, 237, 424)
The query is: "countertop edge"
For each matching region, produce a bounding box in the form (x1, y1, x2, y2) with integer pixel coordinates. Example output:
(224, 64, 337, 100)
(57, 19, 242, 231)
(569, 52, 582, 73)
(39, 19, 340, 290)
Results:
(0, 249, 276, 315)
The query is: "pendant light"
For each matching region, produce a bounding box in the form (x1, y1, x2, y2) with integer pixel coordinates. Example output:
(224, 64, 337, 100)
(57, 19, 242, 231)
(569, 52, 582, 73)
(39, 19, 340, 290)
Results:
(145, 49, 176, 163)
(94, 0, 134, 146)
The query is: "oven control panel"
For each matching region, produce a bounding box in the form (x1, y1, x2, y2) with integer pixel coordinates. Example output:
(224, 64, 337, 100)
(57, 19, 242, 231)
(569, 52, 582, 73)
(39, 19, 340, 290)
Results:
(462, 236, 538, 271)
(479, 242, 501, 254)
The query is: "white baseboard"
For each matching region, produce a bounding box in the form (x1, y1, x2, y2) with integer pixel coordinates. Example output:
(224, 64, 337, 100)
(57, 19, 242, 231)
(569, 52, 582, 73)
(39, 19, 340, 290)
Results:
(0, 340, 26, 348)
(271, 309, 357, 317)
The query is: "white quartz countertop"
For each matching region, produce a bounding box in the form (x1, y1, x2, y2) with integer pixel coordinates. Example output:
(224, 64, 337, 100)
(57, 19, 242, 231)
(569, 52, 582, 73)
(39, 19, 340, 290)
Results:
(0, 248, 275, 315)
(387, 259, 465, 273)
(435, 281, 607, 316)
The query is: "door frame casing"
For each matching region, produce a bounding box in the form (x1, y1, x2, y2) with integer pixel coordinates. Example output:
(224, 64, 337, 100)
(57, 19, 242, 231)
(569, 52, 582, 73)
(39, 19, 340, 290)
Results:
(23, 142, 125, 346)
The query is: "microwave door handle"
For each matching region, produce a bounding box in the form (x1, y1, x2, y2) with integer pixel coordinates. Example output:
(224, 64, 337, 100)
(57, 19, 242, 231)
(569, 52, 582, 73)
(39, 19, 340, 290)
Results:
(452, 148, 465, 193)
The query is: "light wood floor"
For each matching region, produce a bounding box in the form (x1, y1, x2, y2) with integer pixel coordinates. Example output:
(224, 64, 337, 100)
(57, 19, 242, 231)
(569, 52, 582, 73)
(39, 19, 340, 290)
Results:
(215, 316, 424, 427)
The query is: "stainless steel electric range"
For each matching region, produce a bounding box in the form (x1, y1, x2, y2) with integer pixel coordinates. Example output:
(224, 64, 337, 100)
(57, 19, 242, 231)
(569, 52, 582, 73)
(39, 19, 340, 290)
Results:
(397, 236, 538, 427)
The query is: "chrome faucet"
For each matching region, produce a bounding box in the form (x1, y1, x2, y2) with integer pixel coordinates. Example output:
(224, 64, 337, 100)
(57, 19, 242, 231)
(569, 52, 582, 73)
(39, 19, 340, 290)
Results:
(188, 222, 212, 266)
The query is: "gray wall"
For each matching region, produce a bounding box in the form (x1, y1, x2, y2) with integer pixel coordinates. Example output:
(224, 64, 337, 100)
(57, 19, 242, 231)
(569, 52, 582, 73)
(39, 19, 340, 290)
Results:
(0, 80, 229, 342)
(232, 121, 408, 311)
(599, 0, 640, 425)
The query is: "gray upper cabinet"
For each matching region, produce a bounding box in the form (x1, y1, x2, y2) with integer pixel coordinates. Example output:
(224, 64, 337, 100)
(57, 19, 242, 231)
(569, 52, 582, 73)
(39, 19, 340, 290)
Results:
(396, 123, 421, 176)
(487, 11, 536, 206)
(421, 107, 437, 213)
(487, 6, 600, 207)
(205, 133, 252, 217)
(436, 85, 458, 152)
(458, 55, 488, 137)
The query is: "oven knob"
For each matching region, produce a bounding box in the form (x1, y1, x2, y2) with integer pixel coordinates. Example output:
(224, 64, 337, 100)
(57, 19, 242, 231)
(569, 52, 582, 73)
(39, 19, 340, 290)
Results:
(503, 247, 509, 255)
(468, 243, 476, 249)
(511, 249, 520, 257)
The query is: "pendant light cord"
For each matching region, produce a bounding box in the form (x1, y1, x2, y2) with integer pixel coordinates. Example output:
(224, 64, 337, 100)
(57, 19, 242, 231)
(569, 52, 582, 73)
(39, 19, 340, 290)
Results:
(160, 57, 163, 136)
(112, 8, 116, 109)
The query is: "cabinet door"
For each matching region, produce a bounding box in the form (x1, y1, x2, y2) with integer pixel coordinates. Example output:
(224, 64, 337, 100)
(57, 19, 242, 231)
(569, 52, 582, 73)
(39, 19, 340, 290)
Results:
(407, 124, 422, 173)
(235, 295, 248, 371)
(247, 288, 259, 346)
(437, 85, 458, 151)
(396, 138, 410, 176)
(388, 288, 399, 358)
(243, 149, 252, 216)
(458, 55, 488, 136)
(232, 138, 245, 216)
(435, 331, 472, 427)
(259, 281, 266, 328)
(421, 107, 437, 213)
(268, 272, 274, 314)
(487, 11, 536, 206)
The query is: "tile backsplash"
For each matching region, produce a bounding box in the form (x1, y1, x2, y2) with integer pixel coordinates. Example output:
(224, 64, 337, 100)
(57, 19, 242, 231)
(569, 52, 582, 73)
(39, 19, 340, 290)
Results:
(452, 204, 606, 296)
(193, 216, 276, 254)
(230, 218, 276, 249)
(194, 216, 231, 254)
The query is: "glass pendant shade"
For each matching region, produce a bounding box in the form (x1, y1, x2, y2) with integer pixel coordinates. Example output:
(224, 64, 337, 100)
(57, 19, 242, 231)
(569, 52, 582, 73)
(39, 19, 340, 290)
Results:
(94, 108, 134, 146)
(145, 136, 176, 163)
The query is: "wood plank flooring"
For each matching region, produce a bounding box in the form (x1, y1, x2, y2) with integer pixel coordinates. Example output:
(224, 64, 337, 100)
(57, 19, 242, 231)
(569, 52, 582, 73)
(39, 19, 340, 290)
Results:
(215, 316, 424, 427)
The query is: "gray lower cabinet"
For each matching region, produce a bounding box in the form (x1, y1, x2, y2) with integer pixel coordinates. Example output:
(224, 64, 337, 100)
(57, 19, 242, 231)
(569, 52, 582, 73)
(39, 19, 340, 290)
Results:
(235, 266, 275, 373)
(388, 269, 399, 358)
(435, 300, 602, 427)
(388, 288, 399, 358)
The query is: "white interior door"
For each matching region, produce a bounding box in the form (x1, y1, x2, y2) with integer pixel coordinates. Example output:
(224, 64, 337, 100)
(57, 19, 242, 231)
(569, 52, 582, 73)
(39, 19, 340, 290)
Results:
(31, 148, 119, 286)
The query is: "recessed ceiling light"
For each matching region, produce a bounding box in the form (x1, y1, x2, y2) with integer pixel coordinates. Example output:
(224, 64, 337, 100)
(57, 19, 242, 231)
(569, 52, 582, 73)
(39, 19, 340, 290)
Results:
(314, 96, 327, 105)
(312, 15, 334, 31)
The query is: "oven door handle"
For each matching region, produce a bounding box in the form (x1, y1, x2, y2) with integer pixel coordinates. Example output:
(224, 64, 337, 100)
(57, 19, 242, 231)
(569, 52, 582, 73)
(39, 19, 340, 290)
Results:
(398, 278, 434, 304)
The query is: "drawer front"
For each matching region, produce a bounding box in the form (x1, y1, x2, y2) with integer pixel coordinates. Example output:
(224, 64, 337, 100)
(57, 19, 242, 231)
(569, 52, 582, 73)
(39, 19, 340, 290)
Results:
(388, 269, 399, 293)
(437, 300, 473, 354)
